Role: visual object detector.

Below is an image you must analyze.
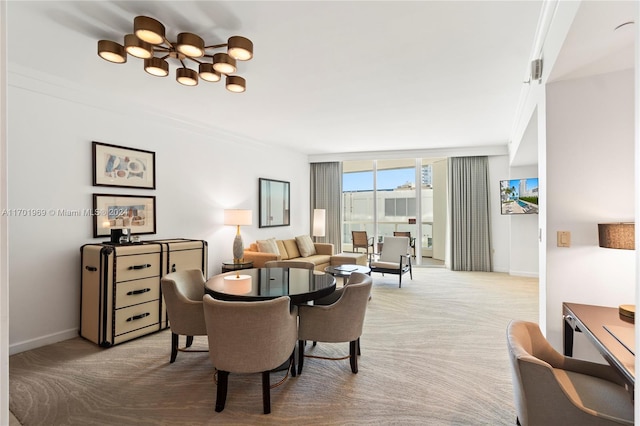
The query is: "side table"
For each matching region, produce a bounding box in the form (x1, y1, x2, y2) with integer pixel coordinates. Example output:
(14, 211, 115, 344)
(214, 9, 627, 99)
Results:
(324, 264, 371, 286)
(221, 260, 254, 273)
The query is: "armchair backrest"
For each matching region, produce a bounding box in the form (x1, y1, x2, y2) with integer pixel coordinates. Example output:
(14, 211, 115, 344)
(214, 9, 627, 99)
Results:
(160, 269, 206, 335)
(352, 231, 370, 245)
(298, 277, 372, 343)
(203, 295, 297, 374)
(264, 260, 315, 270)
(161, 269, 206, 302)
(393, 231, 411, 239)
(347, 271, 370, 285)
(380, 236, 409, 262)
(506, 320, 573, 426)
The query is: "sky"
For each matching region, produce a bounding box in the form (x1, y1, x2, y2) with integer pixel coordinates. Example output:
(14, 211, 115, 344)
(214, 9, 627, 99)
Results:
(343, 169, 416, 191)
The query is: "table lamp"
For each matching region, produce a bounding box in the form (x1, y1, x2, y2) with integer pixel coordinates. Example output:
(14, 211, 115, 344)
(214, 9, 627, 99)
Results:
(312, 209, 326, 242)
(598, 222, 635, 322)
(224, 209, 252, 263)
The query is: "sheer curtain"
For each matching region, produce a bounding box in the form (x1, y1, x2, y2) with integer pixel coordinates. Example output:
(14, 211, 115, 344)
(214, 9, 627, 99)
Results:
(310, 162, 342, 251)
(449, 156, 492, 271)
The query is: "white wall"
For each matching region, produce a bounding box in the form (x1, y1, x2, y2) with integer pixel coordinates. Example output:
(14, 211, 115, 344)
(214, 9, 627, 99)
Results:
(7, 72, 310, 354)
(508, 165, 539, 277)
(0, 0, 9, 421)
(545, 68, 635, 355)
(432, 159, 447, 262)
(489, 155, 510, 273)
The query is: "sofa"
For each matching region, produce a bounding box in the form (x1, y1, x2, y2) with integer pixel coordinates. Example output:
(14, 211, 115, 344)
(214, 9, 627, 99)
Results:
(243, 236, 334, 271)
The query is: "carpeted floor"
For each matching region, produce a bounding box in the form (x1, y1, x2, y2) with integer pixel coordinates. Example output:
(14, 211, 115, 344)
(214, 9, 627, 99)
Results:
(9, 268, 538, 425)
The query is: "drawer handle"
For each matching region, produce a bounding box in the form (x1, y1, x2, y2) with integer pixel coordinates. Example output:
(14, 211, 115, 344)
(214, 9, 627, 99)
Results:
(129, 264, 152, 270)
(127, 312, 150, 322)
(127, 288, 151, 296)
(85, 266, 98, 272)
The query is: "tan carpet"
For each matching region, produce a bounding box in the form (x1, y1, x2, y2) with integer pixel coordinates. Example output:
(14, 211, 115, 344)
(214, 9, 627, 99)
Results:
(10, 268, 538, 425)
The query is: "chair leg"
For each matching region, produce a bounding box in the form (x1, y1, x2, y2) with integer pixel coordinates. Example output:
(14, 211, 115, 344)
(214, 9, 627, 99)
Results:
(186, 335, 194, 348)
(262, 371, 271, 414)
(357, 337, 361, 356)
(290, 350, 296, 378)
(297, 340, 305, 375)
(516, 416, 521, 425)
(215, 370, 229, 413)
(170, 333, 179, 363)
(349, 340, 358, 373)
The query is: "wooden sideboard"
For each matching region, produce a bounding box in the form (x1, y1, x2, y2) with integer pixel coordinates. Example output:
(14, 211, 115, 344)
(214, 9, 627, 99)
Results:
(80, 238, 207, 347)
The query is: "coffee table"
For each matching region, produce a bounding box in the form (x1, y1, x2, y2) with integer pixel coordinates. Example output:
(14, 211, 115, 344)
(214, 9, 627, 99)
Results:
(324, 264, 371, 285)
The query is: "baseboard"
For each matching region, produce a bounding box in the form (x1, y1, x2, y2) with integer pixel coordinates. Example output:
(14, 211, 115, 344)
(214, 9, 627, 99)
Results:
(509, 270, 539, 278)
(9, 328, 78, 355)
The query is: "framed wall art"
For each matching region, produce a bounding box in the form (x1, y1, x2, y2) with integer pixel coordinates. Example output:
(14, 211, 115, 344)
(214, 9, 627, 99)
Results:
(92, 141, 156, 189)
(259, 178, 290, 228)
(93, 194, 156, 238)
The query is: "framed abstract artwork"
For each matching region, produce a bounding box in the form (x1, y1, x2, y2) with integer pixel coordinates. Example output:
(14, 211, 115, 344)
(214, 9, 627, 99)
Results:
(92, 141, 156, 189)
(93, 194, 156, 237)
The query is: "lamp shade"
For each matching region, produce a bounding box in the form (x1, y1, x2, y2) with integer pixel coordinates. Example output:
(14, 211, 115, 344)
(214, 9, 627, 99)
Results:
(598, 223, 634, 250)
(224, 209, 252, 226)
(312, 209, 326, 237)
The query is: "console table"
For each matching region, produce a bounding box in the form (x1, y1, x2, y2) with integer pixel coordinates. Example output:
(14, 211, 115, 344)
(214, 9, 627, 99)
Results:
(562, 302, 635, 390)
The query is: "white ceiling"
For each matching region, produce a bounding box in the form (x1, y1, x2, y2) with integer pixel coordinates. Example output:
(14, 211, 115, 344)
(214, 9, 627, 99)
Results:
(6, 1, 637, 158)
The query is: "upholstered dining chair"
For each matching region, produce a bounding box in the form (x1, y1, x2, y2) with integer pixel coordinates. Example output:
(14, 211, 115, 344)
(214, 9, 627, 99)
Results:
(264, 260, 315, 270)
(297, 273, 372, 375)
(506, 320, 633, 426)
(313, 269, 371, 306)
(369, 236, 412, 287)
(203, 295, 298, 414)
(160, 269, 208, 363)
(351, 230, 374, 255)
(393, 231, 416, 257)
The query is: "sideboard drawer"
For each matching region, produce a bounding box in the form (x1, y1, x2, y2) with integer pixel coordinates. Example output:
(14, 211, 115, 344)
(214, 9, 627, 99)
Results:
(115, 253, 161, 282)
(115, 277, 159, 309)
(115, 301, 159, 336)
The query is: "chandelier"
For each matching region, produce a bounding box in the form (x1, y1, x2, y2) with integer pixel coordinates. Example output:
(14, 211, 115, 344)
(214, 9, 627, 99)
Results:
(97, 16, 253, 92)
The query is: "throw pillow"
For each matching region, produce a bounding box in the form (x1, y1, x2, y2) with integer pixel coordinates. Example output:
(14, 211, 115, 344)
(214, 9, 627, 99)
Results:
(257, 238, 280, 255)
(296, 235, 317, 257)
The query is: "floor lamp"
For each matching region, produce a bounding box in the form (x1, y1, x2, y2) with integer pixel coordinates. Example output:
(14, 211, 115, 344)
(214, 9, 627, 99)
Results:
(312, 209, 326, 242)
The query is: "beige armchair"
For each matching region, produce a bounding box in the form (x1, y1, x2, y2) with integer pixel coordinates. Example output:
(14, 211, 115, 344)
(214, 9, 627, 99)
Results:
(297, 273, 372, 375)
(507, 320, 633, 426)
(264, 260, 315, 270)
(203, 295, 298, 414)
(160, 269, 208, 363)
(369, 236, 412, 287)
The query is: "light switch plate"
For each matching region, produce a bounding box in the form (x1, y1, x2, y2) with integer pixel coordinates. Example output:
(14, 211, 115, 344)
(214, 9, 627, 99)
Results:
(557, 231, 571, 247)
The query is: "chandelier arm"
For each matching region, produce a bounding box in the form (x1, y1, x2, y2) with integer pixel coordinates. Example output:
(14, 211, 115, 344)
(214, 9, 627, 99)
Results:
(163, 38, 175, 49)
(183, 57, 204, 65)
(204, 43, 228, 50)
(154, 45, 171, 52)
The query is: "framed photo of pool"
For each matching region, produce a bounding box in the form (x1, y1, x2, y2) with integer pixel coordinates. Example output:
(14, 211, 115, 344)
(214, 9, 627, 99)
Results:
(92, 141, 156, 189)
(500, 178, 539, 215)
(92, 194, 156, 237)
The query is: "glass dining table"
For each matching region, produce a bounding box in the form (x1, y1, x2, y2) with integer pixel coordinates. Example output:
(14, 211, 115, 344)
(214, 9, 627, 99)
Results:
(204, 267, 336, 305)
